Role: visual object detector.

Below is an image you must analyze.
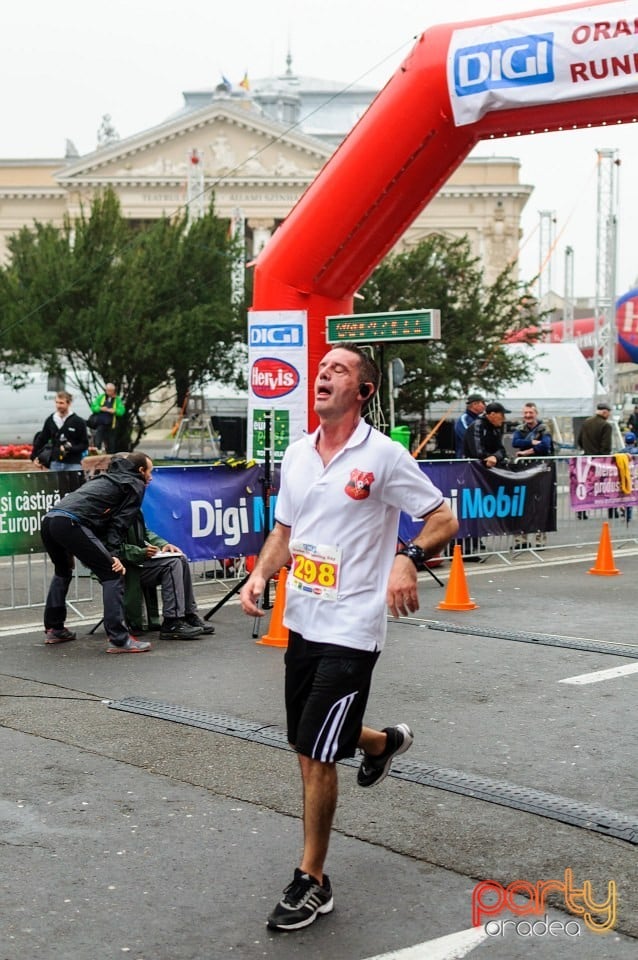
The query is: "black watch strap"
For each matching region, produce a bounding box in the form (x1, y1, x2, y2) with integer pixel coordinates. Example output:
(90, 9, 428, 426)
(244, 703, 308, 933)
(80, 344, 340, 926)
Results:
(396, 543, 427, 570)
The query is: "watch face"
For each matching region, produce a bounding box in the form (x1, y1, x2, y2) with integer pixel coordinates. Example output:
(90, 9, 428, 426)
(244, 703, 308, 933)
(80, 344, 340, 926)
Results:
(400, 544, 426, 568)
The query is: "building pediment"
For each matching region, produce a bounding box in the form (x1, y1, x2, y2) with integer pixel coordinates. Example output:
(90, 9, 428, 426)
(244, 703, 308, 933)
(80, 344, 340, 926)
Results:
(56, 101, 331, 186)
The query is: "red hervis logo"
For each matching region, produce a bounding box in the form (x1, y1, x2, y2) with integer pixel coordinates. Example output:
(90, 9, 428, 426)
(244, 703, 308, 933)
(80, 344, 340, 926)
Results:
(251, 358, 300, 398)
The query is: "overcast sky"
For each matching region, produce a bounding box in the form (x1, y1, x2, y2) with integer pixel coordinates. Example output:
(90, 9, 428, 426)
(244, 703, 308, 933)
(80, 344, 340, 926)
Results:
(2, 0, 637, 298)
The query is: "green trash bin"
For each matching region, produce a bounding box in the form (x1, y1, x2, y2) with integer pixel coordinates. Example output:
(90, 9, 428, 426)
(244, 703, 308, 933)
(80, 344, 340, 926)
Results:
(390, 425, 411, 450)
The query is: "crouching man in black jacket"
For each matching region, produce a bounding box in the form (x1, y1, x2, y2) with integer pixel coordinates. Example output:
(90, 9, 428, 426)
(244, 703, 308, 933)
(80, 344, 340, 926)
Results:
(40, 452, 153, 653)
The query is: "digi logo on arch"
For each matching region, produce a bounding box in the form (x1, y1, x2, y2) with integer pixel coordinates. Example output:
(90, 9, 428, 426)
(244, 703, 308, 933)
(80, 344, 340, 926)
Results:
(249, 324, 304, 347)
(454, 33, 554, 97)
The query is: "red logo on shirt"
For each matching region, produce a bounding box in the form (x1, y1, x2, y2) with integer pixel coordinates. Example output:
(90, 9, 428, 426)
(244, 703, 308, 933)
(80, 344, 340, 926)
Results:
(345, 468, 375, 500)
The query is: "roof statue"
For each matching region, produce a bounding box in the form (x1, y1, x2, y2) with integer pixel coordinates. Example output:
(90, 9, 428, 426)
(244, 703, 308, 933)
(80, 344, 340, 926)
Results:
(97, 114, 120, 148)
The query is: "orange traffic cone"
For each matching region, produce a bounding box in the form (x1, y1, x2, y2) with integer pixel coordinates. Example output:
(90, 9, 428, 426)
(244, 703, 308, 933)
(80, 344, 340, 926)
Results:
(588, 522, 621, 576)
(256, 567, 290, 647)
(437, 544, 478, 611)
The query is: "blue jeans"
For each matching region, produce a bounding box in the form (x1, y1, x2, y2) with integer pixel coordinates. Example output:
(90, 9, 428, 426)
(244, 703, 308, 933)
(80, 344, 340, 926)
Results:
(50, 461, 83, 472)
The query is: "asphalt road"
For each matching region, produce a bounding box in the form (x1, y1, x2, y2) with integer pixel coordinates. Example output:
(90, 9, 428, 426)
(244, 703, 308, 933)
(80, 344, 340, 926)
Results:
(1, 548, 637, 960)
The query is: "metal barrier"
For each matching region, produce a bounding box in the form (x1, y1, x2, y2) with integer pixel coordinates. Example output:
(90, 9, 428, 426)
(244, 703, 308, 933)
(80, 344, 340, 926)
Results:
(0, 551, 244, 614)
(0, 553, 98, 613)
(2, 456, 637, 612)
(435, 455, 638, 562)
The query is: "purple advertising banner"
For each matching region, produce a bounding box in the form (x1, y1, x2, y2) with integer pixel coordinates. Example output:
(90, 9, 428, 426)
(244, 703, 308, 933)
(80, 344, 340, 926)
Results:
(569, 455, 638, 511)
(142, 464, 278, 561)
(399, 460, 556, 542)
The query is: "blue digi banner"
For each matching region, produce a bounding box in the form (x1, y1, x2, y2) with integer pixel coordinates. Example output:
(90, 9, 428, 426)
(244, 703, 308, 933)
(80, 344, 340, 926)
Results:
(142, 464, 278, 561)
(399, 460, 555, 542)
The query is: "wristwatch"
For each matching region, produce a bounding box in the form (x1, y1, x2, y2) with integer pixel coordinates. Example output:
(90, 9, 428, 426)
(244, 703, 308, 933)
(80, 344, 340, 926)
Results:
(396, 543, 427, 570)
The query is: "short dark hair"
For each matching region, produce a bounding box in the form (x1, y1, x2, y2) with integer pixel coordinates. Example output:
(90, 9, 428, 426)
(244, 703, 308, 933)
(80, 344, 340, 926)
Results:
(113, 451, 150, 472)
(338, 343, 381, 395)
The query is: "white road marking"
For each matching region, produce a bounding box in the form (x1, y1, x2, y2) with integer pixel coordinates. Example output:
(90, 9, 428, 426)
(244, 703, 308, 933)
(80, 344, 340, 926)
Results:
(559, 663, 638, 685)
(0, 620, 97, 638)
(361, 925, 489, 960)
(0, 623, 47, 637)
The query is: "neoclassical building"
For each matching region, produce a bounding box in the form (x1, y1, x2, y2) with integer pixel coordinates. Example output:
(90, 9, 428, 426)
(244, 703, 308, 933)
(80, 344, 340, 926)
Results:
(0, 63, 532, 286)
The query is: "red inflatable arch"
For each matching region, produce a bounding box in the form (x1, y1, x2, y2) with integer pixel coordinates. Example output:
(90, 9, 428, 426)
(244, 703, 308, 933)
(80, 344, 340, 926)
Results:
(252, 0, 638, 428)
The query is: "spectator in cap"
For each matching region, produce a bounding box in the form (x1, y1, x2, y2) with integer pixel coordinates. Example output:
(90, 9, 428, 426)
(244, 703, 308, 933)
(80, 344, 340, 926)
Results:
(576, 402, 613, 520)
(454, 393, 486, 457)
(463, 402, 510, 468)
(577, 403, 612, 456)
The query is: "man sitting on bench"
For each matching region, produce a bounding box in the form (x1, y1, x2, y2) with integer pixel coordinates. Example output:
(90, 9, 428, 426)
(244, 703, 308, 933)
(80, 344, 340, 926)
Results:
(120, 511, 215, 640)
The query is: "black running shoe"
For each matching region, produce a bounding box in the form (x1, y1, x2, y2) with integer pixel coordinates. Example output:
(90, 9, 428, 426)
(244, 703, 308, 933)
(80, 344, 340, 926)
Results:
(185, 613, 215, 635)
(357, 723, 414, 787)
(267, 868, 333, 931)
(159, 619, 202, 640)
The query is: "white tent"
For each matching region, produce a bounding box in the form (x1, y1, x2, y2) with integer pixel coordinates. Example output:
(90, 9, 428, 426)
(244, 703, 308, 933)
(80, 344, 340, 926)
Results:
(497, 343, 604, 418)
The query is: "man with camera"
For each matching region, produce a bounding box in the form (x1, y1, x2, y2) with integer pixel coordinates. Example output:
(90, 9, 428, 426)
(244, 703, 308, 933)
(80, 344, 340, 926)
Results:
(511, 402, 555, 548)
(31, 391, 88, 472)
(512, 402, 554, 459)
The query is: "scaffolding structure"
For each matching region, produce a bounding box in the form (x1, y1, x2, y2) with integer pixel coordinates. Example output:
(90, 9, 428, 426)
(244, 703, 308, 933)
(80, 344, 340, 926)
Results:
(538, 210, 556, 309)
(563, 245, 575, 343)
(230, 207, 246, 304)
(593, 148, 620, 407)
(538, 209, 556, 322)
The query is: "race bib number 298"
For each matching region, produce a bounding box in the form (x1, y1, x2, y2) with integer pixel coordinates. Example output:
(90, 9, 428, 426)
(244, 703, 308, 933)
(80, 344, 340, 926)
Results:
(289, 540, 342, 601)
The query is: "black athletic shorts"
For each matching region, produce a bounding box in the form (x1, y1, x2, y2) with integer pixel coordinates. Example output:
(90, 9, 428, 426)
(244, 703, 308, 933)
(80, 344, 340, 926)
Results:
(284, 630, 380, 762)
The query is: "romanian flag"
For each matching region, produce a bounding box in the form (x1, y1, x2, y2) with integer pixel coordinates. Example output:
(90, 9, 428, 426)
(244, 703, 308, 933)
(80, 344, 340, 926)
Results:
(239, 72, 250, 91)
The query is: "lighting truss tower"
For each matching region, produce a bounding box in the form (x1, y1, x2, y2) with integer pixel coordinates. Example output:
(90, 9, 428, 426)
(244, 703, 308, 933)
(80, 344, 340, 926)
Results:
(186, 149, 205, 222)
(563, 245, 574, 342)
(230, 208, 246, 304)
(538, 209, 556, 323)
(593, 148, 620, 407)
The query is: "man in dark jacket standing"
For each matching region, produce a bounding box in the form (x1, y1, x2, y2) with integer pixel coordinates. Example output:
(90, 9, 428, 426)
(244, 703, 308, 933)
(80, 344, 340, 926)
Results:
(454, 393, 485, 457)
(577, 402, 613, 455)
(39, 452, 153, 653)
(463, 402, 509, 467)
(31, 391, 88, 471)
(577, 401, 614, 519)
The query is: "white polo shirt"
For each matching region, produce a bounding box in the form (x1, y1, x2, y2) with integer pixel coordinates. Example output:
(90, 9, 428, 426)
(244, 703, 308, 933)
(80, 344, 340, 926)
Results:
(275, 420, 444, 652)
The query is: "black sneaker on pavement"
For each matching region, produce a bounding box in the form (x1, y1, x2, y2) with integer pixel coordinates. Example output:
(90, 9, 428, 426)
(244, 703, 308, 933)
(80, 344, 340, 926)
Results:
(159, 619, 202, 640)
(185, 613, 215, 635)
(106, 636, 152, 654)
(357, 723, 414, 788)
(44, 627, 77, 644)
(267, 868, 333, 931)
